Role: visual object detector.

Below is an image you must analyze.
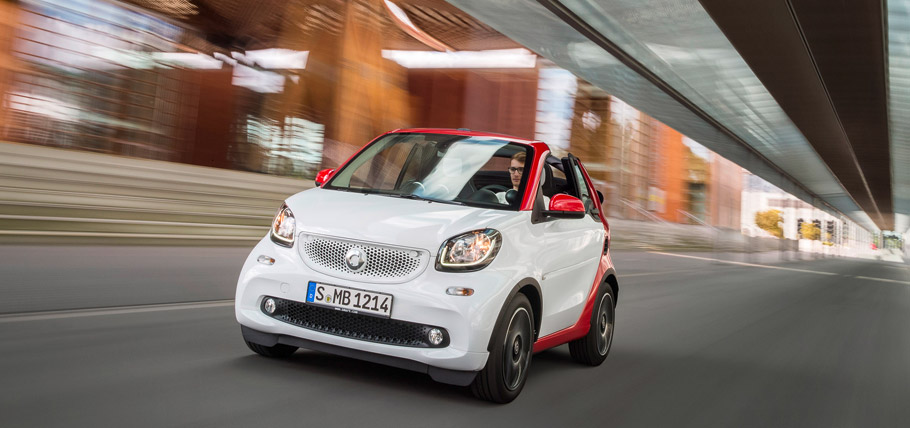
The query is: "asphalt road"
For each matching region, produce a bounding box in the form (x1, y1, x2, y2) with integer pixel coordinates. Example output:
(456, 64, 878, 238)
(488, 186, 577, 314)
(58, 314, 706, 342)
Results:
(1, 249, 909, 427)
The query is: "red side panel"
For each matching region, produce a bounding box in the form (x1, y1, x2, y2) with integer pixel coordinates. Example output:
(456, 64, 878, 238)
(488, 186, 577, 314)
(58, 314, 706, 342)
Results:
(533, 255, 609, 353)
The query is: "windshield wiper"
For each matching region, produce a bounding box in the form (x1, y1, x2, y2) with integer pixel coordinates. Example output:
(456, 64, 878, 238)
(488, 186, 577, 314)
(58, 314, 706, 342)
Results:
(382, 193, 429, 201)
(379, 193, 465, 206)
(325, 186, 369, 194)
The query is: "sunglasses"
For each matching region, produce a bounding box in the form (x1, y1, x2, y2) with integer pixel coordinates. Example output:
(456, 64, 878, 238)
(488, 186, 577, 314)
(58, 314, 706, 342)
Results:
(509, 167, 524, 174)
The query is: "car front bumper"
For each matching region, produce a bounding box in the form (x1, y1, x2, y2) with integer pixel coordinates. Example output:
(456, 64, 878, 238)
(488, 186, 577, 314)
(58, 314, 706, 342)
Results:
(240, 325, 478, 386)
(235, 236, 518, 375)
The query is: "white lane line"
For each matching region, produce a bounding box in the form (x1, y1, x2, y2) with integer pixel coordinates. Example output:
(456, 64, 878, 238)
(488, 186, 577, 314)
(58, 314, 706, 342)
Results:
(622, 268, 714, 278)
(854, 276, 910, 285)
(648, 252, 910, 284)
(0, 300, 234, 323)
(647, 252, 839, 276)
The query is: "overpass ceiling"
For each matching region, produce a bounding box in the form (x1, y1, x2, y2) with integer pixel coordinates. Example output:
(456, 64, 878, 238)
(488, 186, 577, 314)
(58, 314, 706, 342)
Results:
(447, 0, 907, 233)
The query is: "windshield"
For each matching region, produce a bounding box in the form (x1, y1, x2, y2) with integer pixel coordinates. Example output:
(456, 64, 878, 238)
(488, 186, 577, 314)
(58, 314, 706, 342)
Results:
(325, 133, 533, 210)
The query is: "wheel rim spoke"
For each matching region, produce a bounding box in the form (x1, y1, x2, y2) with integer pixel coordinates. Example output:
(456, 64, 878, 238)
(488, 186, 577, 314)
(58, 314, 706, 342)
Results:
(596, 295, 614, 355)
(502, 308, 532, 391)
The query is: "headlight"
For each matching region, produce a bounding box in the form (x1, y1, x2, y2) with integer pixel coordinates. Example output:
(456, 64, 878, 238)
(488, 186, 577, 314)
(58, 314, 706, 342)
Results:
(270, 204, 296, 247)
(436, 229, 501, 272)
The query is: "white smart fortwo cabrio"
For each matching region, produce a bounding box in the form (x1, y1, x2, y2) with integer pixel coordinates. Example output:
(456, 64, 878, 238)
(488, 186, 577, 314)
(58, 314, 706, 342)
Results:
(236, 129, 618, 403)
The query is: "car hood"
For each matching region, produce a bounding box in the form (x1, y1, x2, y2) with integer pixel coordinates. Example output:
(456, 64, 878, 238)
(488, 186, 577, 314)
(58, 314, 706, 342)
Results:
(285, 188, 517, 254)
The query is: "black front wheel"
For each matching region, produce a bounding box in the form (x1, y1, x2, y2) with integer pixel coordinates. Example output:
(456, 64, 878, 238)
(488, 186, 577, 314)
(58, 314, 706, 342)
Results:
(471, 294, 534, 403)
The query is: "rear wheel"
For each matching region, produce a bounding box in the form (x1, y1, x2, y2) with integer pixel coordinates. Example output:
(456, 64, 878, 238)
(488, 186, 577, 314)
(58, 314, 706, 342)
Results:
(471, 293, 534, 403)
(245, 340, 298, 358)
(568, 284, 615, 365)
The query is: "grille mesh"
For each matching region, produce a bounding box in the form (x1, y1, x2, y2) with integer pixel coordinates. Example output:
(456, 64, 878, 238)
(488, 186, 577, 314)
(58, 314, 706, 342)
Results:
(263, 297, 448, 348)
(298, 234, 427, 282)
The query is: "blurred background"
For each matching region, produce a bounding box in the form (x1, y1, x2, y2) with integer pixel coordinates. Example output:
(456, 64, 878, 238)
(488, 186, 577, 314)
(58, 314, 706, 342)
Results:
(1, 2, 910, 425)
(0, 0, 903, 257)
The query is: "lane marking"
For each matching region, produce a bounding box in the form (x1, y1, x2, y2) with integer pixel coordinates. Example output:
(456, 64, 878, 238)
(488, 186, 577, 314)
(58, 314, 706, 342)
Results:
(647, 252, 838, 276)
(854, 276, 910, 285)
(648, 252, 910, 284)
(0, 300, 234, 323)
(622, 268, 717, 278)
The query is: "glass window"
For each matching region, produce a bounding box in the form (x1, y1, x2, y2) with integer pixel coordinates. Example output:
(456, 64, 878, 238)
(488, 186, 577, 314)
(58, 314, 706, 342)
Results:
(327, 133, 532, 210)
(570, 160, 597, 215)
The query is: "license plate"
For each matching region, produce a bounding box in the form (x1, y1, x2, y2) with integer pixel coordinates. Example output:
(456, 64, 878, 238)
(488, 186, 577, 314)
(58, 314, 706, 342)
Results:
(305, 281, 393, 318)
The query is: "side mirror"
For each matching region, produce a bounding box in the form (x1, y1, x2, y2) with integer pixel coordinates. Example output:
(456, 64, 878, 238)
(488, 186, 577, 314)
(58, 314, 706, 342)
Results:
(315, 168, 335, 186)
(597, 190, 604, 204)
(542, 194, 586, 219)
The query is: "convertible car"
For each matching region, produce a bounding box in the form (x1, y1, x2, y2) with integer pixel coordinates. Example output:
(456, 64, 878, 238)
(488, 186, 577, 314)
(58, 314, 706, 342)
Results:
(236, 128, 618, 403)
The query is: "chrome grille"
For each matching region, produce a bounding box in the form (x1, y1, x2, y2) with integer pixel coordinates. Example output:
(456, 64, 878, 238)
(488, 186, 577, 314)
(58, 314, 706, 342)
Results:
(298, 234, 428, 283)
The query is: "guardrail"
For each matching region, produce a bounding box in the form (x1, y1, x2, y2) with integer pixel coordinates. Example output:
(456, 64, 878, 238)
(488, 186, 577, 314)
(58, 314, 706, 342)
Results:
(0, 142, 313, 245)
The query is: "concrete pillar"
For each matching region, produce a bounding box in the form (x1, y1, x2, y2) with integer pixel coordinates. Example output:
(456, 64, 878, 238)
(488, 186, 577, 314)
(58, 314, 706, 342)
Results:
(0, 1, 22, 140)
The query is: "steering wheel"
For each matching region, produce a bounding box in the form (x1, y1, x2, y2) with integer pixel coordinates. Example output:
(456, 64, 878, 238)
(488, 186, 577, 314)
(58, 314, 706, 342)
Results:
(479, 184, 509, 194)
(434, 184, 451, 196)
(402, 180, 426, 194)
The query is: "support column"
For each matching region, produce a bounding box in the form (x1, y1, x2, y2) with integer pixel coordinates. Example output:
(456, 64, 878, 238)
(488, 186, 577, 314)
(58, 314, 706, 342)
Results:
(0, 1, 23, 140)
(324, 0, 411, 167)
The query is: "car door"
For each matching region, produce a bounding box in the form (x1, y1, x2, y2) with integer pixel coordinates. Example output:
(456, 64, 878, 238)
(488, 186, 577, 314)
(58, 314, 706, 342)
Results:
(535, 155, 606, 337)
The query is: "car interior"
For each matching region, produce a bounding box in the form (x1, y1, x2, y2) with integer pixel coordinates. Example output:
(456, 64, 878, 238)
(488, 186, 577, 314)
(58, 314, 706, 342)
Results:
(354, 135, 596, 212)
(458, 152, 579, 209)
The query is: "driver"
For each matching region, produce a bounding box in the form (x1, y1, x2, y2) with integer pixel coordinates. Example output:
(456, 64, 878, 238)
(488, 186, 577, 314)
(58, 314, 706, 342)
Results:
(496, 151, 550, 207)
(496, 152, 525, 204)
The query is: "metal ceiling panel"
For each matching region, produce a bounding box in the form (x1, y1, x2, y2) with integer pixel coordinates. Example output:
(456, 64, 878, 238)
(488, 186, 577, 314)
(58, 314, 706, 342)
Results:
(446, 0, 876, 231)
(697, 0, 891, 230)
(558, 0, 849, 196)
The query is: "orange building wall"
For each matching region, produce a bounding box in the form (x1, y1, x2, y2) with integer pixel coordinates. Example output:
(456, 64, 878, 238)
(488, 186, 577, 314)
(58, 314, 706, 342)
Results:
(0, 1, 19, 136)
(651, 122, 687, 223)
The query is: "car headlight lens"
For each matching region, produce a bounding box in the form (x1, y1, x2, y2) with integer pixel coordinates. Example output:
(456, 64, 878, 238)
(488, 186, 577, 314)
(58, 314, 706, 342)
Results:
(270, 204, 296, 247)
(436, 229, 501, 272)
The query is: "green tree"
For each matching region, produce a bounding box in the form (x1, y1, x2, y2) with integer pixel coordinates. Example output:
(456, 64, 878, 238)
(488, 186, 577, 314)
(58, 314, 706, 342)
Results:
(800, 222, 821, 240)
(755, 209, 783, 238)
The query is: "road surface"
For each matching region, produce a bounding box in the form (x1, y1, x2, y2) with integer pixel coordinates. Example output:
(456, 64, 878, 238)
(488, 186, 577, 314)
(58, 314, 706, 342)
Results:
(1, 248, 908, 427)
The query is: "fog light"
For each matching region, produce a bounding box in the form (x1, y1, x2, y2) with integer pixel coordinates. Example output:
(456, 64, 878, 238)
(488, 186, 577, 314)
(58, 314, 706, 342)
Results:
(427, 328, 444, 346)
(264, 298, 276, 314)
(257, 255, 275, 265)
(446, 287, 474, 296)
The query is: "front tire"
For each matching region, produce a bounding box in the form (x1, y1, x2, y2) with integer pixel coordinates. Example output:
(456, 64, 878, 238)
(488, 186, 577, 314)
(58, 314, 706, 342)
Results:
(568, 283, 615, 366)
(471, 293, 534, 403)
(245, 340, 298, 358)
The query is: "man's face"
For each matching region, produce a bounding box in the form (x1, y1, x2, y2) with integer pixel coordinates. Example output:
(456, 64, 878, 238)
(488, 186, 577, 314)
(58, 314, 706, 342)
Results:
(509, 159, 524, 189)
